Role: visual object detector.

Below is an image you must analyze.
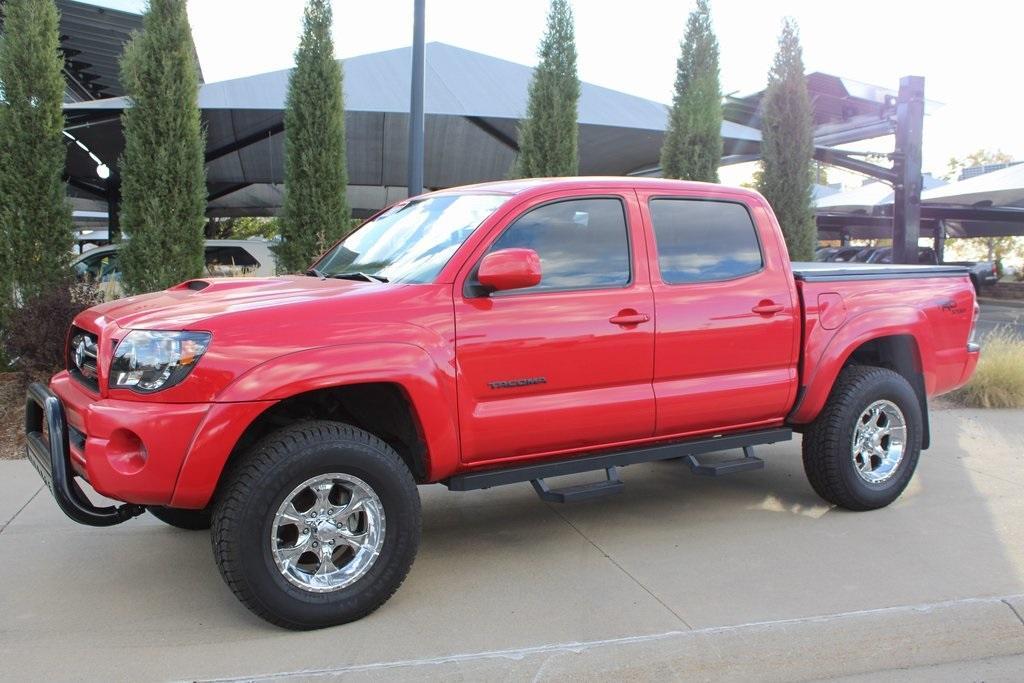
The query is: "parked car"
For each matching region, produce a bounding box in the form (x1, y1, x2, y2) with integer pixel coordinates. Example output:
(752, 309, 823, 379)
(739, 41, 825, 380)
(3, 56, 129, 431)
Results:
(818, 245, 881, 263)
(864, 249, 999, 290)
(73, 239, 277, 299)
(818, 245, 864, 262)
(943, 259, 999, 291)
(865, 247, 940, 265)
(26, 178, 979, 630)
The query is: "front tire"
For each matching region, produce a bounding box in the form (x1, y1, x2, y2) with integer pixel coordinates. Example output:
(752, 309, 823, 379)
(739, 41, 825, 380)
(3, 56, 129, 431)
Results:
(211, 421, 421, 630)
(802, 366, 922, 511)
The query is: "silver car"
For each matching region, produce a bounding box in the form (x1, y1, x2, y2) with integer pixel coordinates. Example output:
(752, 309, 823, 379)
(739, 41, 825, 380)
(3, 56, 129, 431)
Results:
(73, 239, 278, 300)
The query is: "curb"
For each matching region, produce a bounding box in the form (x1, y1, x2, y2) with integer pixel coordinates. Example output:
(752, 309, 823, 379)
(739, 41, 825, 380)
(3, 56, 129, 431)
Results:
(210, 594, 1024, 682)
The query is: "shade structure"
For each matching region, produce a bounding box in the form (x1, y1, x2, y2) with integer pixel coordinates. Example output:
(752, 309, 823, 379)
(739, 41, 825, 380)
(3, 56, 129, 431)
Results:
(815, 175, 946, 213)
(921, 163, 1024, 208)
(63, 42, 763, 217)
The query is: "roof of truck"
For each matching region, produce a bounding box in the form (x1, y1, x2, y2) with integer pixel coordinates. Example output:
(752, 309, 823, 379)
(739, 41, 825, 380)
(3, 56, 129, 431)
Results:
(431, 176, 766, 200)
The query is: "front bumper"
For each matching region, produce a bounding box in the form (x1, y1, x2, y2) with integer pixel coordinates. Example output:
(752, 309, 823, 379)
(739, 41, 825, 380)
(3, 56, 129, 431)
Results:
(25, 382, 145, 526)
(28, 371, 276, 514)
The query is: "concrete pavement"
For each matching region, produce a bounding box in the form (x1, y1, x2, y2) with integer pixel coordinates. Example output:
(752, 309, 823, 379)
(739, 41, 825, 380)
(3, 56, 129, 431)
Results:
(2, 407, 1024, 681)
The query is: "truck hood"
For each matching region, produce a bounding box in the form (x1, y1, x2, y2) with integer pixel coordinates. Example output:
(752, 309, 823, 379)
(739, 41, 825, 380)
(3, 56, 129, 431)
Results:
(86, 276, 380, 330)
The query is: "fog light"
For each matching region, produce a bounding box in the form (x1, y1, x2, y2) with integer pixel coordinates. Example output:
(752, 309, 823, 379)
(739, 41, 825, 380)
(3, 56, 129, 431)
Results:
(106, 429, 147, 475)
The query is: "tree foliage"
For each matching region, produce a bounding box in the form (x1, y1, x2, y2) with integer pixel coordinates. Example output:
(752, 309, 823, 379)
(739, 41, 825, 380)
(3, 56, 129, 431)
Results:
(118, 0, 206, 294)
(756, 18, 816, 261)
(660, 0, 722, 182)
(276, 0, 349, 274)
(514, 0, 579, 178)
(0, 0, 73, 315)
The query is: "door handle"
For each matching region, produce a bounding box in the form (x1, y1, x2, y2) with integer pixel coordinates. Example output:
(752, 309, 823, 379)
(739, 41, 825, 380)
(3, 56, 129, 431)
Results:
(609, 312, 650, 326)
(752, 302, 784, 315)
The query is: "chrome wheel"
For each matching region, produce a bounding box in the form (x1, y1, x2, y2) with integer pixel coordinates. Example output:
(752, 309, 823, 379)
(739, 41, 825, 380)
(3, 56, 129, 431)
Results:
(271, 473, 385, 593)
(851, 400, 907, 484)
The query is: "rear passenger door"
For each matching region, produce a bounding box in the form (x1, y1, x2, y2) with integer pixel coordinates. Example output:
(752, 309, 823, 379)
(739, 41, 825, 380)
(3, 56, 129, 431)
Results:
(454, 193, 656, 464)
(637, 191, 799, 437)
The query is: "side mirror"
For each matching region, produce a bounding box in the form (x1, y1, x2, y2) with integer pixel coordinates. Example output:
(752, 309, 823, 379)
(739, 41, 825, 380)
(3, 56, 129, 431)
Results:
(477, 248, 542, 293)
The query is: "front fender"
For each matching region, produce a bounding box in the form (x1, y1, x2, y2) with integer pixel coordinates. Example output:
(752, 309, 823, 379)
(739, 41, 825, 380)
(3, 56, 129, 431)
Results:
(790, 306, 935, 424)
(170, 342, 460, 507)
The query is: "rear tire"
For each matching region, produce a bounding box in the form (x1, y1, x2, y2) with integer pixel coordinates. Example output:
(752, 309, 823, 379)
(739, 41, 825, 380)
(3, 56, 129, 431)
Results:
(211, 420, 421, 630)
(148, 506, 212, 530)
(802, 366, 922, 511)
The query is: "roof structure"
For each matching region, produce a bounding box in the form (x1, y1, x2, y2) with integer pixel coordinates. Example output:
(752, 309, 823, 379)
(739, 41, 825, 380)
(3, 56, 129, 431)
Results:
(815, 164, 1024, 241)
(725, 72, 941, 153)
(815, 174, 946, 212)
(63, 42, 763, 216)
(922, 163, 1024, 208)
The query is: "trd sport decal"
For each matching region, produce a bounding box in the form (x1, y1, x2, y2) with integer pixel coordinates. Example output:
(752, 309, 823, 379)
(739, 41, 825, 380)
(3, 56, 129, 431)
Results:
(488, 377, 547, 390)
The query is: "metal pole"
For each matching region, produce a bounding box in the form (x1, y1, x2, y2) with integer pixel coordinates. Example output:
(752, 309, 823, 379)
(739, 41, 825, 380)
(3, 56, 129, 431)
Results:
(106, 179, 120, 242)
(407, 0, 426, 198)
(891, 76, 924, 264)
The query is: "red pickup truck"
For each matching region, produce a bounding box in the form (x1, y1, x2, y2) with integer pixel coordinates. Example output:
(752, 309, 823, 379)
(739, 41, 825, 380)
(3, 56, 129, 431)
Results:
(26, 178, 979, 629)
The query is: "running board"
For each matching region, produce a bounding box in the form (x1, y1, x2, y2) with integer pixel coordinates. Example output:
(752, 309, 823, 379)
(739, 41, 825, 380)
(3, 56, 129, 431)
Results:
(446, 428, 791, 492)
(531, 467, 624, 503)
(686, 446, 764, 476)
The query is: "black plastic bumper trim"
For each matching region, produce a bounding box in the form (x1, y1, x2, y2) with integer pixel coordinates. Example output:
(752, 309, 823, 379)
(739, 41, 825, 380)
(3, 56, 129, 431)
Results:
(446, 427, 792, 491)
(24, 382, 145, 527)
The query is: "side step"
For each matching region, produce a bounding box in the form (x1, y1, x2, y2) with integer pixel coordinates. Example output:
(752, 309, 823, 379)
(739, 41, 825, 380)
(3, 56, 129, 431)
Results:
(447, 427, 791, 492)
(531, 467, 624, 503)
(686, 446, 764, 476)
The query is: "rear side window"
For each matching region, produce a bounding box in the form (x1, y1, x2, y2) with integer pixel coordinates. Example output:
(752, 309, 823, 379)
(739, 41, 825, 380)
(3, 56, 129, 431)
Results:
(649, 199, 763, 284)
(487, 197, 630, 292)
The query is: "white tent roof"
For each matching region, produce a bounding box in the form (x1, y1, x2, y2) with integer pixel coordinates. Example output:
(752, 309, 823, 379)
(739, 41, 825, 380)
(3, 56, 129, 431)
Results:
(921, 163, 1024, 207)
(815, 175, 946, 212)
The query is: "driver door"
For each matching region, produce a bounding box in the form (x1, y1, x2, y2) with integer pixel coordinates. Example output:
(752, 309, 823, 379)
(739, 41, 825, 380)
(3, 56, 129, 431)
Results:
(454, 193, 656, 465)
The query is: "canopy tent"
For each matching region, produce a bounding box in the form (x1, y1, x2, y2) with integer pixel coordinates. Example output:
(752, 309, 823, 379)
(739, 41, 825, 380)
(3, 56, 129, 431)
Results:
(921, 162, 1024, 208)
(63, 42, 764, 218)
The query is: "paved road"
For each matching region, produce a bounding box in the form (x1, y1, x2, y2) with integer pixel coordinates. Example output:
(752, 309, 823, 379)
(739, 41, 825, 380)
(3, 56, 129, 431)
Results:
(979, 300, 1024, 340)
(2, 408, 1024, 681)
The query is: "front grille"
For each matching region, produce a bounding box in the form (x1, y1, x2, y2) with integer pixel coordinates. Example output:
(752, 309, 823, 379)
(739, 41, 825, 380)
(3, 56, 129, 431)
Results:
(67, 326, 100, 393)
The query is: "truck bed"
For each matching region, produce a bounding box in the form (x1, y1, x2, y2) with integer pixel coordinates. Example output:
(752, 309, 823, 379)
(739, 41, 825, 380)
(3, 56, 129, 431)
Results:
(792, 262, 969, 282)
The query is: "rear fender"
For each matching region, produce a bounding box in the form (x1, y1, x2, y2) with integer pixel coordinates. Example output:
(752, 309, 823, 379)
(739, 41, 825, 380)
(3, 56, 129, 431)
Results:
(790, 306, 935, 425)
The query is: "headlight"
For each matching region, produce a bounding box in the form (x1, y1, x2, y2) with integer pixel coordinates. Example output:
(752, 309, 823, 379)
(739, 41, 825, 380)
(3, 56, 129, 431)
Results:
(110, 330, 211, 393)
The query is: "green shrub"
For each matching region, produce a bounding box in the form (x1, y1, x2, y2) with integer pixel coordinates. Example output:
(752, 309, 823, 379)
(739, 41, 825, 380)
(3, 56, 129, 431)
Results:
(949, 330, 1024, 408)
(1, 281, 101, 376)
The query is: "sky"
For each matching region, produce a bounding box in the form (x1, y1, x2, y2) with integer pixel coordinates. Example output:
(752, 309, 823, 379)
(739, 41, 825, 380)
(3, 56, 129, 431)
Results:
(92, 0, 1022, 184)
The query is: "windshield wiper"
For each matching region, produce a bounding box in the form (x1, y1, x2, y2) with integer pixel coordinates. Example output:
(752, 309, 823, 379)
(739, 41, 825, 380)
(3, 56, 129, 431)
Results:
(305, 268, 327, 280)
(331, 271, 389, 283)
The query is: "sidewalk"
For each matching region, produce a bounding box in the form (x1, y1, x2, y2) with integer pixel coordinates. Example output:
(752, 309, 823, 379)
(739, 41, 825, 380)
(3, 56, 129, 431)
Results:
(2, 407, 1023, 681)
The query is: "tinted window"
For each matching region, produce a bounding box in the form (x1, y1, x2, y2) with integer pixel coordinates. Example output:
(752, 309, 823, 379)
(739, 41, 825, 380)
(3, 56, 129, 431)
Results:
(487, 198, 630, 292)
(649, 199, 762, 283)
(205, 245, 260, 276)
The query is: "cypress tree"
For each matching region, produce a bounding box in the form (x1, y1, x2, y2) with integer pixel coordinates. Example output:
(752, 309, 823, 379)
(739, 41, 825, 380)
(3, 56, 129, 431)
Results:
(0, 0, 73, 312)
(756, 18, 816, 261)
(276, 0, 349, 274)
(118, 0, 206, 295)
(515, 0, 579, 178)
(660, 0, 722, 182)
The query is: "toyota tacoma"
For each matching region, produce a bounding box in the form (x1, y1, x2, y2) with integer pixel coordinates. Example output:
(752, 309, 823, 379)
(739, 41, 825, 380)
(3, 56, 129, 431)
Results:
(26, 178, 980, 629)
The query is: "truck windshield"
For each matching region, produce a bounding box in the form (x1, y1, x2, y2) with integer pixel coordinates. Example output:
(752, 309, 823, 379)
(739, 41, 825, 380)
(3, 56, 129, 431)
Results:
(312, 193, 508, 283)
